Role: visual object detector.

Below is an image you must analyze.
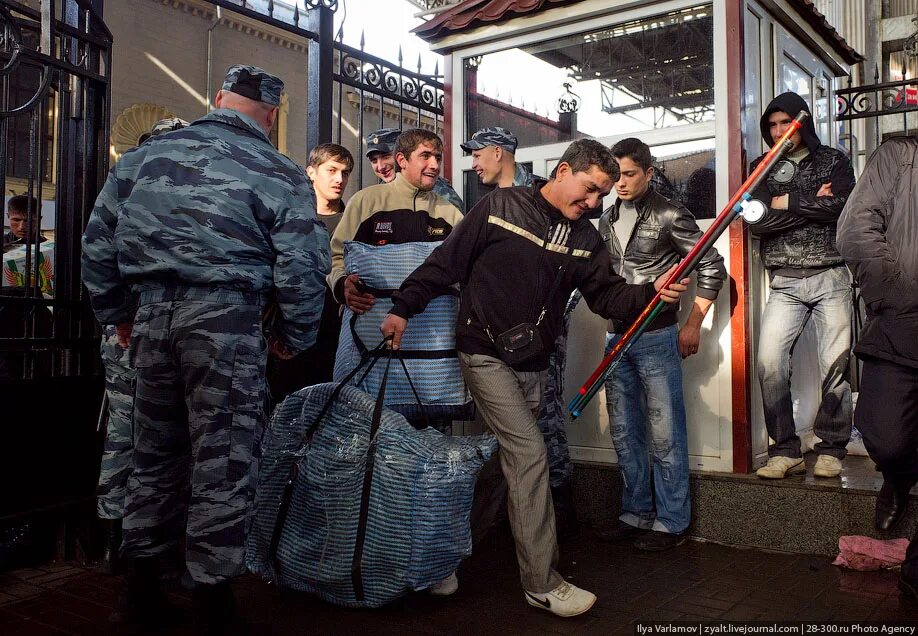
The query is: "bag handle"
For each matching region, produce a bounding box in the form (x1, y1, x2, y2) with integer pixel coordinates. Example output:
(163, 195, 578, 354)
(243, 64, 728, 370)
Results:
(267, 339, 388, 574)
(350, 344, 394, 602)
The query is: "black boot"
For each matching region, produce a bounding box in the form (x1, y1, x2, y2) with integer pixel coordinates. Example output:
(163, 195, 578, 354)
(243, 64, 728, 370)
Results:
(100, 518, 122, 575)
(109, 556, 183, 627)
(193, 581, 247, 636)
(551, 480, 581, 543)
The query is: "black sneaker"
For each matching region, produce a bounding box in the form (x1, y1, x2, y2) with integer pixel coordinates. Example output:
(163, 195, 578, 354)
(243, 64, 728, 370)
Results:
(633, 530, 687, 552)
(595, 521, 645, 543)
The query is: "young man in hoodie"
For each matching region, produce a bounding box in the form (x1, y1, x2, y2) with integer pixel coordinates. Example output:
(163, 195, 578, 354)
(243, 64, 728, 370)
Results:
(749, 91, 856, 480)
(380, 139, 690, 618)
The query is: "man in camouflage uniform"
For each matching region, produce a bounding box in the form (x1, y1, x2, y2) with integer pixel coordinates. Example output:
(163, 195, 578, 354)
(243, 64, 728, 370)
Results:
(461, 126, 536, 189)
(463, 126, 581, 539)
(95, 117, 191, 574)
(365, 126, 465, 211)
(82, 65, 328, 630)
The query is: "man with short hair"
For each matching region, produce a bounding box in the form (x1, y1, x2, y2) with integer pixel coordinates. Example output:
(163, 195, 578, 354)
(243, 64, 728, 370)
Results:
(82, 64, 329, 631)
(749, 92, 856, 480)
(597, 137, 726, 551)
(381, 139, 689, 618)
(330, 128, 462, 314)
(461, 126, 535, 188)
(4, 195, 44, 253)
(837, 137, 918, 601)
(267, 143, 353, 403)
(364, 127, 464, 211)
(462, 126, 578, 538)
(307, 143, 353, 236)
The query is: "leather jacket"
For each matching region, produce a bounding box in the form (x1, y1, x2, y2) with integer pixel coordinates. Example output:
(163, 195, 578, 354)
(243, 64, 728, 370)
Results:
(598, 187, 726, 332)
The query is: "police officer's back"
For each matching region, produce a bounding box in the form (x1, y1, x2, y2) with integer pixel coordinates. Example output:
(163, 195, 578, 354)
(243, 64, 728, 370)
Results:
(81, 65, 329, 631)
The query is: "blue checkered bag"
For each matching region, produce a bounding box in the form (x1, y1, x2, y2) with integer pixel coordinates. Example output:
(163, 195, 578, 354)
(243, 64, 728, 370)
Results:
(246, 351, 497, 608)
(334, 241, 472, 420)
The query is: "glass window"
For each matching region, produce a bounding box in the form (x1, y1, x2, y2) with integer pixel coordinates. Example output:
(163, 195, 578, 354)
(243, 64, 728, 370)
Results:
(464, 5, 714, 151)
(650, 139, 717, 220)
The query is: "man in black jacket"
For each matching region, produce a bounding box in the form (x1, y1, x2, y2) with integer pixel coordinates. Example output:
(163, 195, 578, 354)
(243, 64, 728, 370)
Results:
(749, 91, 856, 480)
(837, 136, 918, 601)
(596, 138, 727, 551)
(380, 139, 689, 618)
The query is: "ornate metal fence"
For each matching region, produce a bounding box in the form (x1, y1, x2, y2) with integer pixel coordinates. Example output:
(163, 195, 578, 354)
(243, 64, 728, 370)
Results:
(333, 39, 445, 186)
(0, 0, 111, 380)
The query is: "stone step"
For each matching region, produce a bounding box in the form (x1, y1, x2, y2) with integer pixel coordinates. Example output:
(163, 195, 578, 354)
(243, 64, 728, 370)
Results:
(574, 454, 918, 556)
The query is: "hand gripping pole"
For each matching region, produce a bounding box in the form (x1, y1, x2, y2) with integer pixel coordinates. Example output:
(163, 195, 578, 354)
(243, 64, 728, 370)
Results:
(568, 110, 809, 419)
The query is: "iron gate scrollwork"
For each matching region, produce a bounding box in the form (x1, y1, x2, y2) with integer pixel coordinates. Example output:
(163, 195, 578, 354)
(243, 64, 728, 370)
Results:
(333, 39, 445, 187)
(0, 0, 111, 380)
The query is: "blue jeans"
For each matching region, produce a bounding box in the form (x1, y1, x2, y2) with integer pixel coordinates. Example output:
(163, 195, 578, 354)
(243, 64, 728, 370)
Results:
(603, 324, 690, 534)
(757, 267, 853, 459)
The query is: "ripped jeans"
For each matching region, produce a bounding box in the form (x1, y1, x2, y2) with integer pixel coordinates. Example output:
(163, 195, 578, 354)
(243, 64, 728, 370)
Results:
(604, 324, 690, 534)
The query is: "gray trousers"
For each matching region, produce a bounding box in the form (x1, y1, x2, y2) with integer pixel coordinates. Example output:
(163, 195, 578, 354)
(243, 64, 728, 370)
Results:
(459, 352, 563, 593)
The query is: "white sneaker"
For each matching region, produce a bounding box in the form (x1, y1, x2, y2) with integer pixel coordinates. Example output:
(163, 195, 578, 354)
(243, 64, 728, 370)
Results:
(756, 456, 805, 479)
(429, 572, 458, 596)
(814, 455, 843, 478)
(524, 581, 596, 617)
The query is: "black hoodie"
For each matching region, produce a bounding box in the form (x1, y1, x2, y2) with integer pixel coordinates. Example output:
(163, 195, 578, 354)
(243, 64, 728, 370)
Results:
(748, 91, 856, 272)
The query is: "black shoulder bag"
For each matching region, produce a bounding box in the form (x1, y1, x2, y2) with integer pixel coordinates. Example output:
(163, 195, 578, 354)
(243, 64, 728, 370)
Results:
(469, 264, 566, 366)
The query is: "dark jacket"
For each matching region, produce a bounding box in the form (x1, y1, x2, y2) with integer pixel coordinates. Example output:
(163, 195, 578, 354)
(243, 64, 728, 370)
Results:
(390, 181, 657, 371)
(598, 187, 726, 332)
(837, 136, 918, 369)
(748, 92, 855, 270)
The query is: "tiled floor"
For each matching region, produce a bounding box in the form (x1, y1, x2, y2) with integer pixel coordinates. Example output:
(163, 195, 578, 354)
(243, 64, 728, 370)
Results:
(1, 529, 915, 635)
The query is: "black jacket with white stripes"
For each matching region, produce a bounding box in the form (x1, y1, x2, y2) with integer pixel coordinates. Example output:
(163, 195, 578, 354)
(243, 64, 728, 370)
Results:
(390, 180, 657, 371)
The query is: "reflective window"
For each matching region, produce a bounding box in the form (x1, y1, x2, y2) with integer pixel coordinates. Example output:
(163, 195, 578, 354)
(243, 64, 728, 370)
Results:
(464, 5, 714, 151)
(650, 139, 717, 220)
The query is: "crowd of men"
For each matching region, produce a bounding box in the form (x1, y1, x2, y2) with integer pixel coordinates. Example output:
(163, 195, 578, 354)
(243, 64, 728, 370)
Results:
(63, 60, 917, 633)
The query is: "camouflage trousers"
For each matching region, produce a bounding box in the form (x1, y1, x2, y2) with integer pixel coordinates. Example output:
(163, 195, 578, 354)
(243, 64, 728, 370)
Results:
(122, 288, 266, 585)
(536, 291, 582, 488)
(96, 325, 136, 520)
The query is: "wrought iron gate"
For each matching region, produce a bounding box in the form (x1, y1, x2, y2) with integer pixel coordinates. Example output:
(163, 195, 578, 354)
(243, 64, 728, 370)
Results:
(0, 0, 111, 380)
(332, 39, 445, 187)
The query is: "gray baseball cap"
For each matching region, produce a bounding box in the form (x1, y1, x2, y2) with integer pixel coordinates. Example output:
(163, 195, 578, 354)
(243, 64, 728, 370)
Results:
(222, 64, 283, 106)
(365, 128, 401, 158)
(460, 127, 518, 154)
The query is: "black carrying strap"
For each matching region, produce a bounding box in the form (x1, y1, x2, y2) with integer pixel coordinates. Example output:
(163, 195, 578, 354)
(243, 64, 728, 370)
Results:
(349, 312, 456, 360)
(267, 341, 388, 574)
(469, 264, 567, 342)
(350, 346, 394, 602)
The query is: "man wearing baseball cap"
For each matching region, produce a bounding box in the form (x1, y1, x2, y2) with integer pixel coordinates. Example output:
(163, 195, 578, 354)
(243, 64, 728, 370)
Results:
(83, 64, 329, 631)
(461, 126, 536, 188)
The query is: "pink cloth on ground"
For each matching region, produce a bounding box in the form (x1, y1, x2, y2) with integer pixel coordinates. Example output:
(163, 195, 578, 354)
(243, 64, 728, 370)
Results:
(832, 535, 910, 571)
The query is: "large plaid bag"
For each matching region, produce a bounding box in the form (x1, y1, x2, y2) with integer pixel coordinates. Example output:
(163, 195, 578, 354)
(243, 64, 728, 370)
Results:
(246, 353, 497, 608)
(333, 240, 472, 420)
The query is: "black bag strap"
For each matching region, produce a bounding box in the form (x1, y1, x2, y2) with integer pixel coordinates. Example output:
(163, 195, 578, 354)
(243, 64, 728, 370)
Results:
(351, 345, 394, 602)
(267, 340, 388, 574)
(469, 263, 567, 342)
(349, 312, 456, 360)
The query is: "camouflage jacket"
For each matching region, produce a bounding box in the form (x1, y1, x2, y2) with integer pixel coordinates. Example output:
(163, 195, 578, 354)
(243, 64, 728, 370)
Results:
(513, 162, 537, 187)
(432, 177, 465, 212)
(81, 108, 330, 353)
